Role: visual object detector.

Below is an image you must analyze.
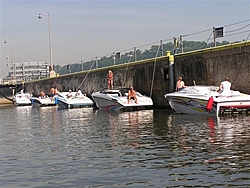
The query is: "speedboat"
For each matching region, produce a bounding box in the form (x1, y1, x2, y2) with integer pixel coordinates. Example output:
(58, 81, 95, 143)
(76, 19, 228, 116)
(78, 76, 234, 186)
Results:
(56, 91, 94, 109)
(32, 96, 57, 107)
(91, 88, 153, 112)
(164, 85, 250, 116)
(13, 93, 32, 106)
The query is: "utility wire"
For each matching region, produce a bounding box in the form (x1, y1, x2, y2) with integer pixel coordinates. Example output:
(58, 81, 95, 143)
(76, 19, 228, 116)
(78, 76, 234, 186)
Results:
(225, 24, 250, 33)
(79, 19, 250, 66)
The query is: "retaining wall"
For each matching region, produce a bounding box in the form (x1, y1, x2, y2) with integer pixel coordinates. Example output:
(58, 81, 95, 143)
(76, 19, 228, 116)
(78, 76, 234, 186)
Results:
(23, 41, 250, 108)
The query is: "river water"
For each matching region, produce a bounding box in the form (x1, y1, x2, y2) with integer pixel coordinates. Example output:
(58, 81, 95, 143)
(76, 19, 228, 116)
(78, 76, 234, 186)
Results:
(0, 105, 249, 187)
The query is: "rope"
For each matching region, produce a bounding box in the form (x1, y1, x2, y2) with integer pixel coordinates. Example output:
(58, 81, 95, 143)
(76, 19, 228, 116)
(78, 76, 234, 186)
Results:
(64, 73, 77, 91)
(150, 45, 161, 98)
(63, 63, 83, 91)
(122, 55, 133, 87)
(77, 60, 96, 90)
(203, 31, 213, 49)
(0, 91, 13, 102)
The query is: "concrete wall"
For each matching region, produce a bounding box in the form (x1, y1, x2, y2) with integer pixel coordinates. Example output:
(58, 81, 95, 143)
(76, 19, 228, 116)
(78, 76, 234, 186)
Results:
(24, 57, 171, 107)
(174, 41, 250, 93)
(23, 41, 250, 108)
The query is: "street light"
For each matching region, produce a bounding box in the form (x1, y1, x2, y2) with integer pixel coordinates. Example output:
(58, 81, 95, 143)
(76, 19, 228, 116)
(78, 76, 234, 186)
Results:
(38, 13, 55, 76)
(4, 39, 15, 81)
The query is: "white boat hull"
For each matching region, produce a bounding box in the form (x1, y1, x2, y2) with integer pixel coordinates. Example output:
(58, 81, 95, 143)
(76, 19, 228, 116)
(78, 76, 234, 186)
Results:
(165, 86, 250, 116)
(13, 93, 32, 106)
(91, 88, 153, 112)
(167, 96, 217, 115)
(57, 92, 94, 109)
(32, 97, 57, 107)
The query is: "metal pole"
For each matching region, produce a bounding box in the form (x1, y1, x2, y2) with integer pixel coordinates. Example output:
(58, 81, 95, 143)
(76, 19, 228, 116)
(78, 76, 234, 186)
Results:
(47, 13, 53, 70)
(134, 47, 137, 61)
(113, 52, 115, 65)
(213, 27, 216, 47)
(180, 35, 183, 53)
(4, 39, 15, 81)
(95, 57, 98, 68)
(160, 40, 163, 56)
(38, 13, 54, 73)
(10, 40, 15, 80)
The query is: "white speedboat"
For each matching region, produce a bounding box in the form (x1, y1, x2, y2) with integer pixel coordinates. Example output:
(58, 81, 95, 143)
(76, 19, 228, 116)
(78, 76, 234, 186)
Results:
(32, 96, 57, 107)
(13, 93, 32, 106)
(56, 91, 94, 109)
(164, 85, 250, 116)
(91, 88, 153, 112)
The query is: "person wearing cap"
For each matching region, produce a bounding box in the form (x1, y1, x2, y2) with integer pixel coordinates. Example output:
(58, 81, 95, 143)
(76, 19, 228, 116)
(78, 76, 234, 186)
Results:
(128, 87, 138, 104)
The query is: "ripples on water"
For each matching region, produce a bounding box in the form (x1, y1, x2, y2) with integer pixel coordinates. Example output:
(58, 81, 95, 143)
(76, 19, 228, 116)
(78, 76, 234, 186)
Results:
(0, 106, 249, 187)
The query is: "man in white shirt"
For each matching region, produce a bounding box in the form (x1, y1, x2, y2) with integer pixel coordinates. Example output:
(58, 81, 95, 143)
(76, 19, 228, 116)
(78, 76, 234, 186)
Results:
(218, 77, 231, 95)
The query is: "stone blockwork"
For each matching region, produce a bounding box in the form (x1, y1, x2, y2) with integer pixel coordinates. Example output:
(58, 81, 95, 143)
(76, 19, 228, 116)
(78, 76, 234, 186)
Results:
(23, 41, 250, 108)
(174, 41, 250, 93)
(24, 56, 171, 108)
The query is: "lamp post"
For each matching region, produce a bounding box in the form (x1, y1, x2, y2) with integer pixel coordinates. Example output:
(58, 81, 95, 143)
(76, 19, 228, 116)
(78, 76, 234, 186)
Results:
(38, 13, 55, 77)
(4, 39, 15, 81)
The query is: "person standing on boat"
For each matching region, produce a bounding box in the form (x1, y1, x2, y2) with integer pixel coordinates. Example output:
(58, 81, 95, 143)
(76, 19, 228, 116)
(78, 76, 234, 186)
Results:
(107, 70, 114, 90)
(176, 77, 186, 91)
(128, 87, 138, 104)
(218, 77, 231, 95)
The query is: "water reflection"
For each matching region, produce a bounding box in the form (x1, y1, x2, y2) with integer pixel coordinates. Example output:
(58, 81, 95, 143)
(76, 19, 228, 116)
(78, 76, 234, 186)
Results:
(1, 106, 249, 187)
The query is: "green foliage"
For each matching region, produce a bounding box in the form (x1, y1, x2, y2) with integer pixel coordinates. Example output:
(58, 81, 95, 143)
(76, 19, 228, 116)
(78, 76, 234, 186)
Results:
(55, 40, 230, 75)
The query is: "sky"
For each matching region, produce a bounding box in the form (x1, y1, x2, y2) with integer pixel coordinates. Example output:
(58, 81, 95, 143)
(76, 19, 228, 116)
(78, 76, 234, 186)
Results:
(1, 0, 250, 78)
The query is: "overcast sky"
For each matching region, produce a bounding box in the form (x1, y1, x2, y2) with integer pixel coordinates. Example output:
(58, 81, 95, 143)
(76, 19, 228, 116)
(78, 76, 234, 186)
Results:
(1, 0, 250, 77)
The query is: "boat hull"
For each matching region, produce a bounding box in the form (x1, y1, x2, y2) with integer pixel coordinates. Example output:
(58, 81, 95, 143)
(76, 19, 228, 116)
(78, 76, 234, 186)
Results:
(32, 97, 57, 107)
(13, 94, 32, 106)
(164, 86, 250, 116)
(57, 92, 94, 109)
(91, 89, 153, 112)
(166, 96, 217, 115)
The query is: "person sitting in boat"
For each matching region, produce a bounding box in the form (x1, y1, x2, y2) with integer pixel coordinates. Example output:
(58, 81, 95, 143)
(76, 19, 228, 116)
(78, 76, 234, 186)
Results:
(50, 87, 55, 97)
(40, 89, 46, 98)
(128, 87, 138, 104)
(75, 89, 84, 98)
(67, 90, 74, 99)
(176, 76, 186, 91)
(217, 77, 231, 95)
(19, 89, 25, 98)
(54, 87, 60, 95)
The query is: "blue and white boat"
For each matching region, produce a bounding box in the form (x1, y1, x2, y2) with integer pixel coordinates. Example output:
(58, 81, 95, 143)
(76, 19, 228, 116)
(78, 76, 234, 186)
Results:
(56, 91, 94, 109)
(32, 96, 57, 107)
